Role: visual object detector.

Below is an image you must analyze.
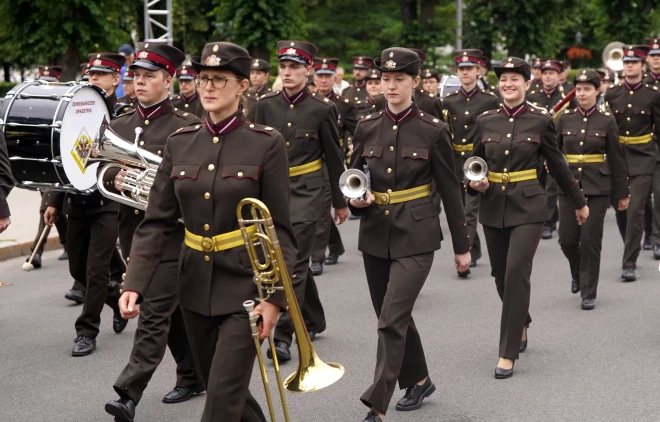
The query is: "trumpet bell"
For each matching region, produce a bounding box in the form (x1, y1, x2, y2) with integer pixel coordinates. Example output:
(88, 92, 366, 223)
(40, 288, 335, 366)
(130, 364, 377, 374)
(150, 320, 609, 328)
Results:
(464, 156, 488, 181)
(339, 169, 368, 199)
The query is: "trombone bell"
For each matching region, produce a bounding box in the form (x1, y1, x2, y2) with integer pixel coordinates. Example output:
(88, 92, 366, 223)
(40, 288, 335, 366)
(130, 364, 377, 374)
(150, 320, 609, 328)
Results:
(339, 169, 368, 199)
(464, 156, 488, 181)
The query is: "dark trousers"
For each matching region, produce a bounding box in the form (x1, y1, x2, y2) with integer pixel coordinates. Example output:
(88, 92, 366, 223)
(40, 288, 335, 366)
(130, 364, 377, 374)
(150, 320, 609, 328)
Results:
(114, 260, 200, 404)
(558, 195, 610, 299)
(644, 194, 653, 238)
(275, 221, 326, 344)
(182, 309, 267, 422)
(359, 252, 433, 415)
(544, 175, 559, 230)
(311, 169, 344, 263)
(32, 192, 67, 255)
(68, 211, 121, 338)
(464, 189, 482, 260)
(653, 163, 660, 245)
(71, 246, 125, 294)
(612, 174, 653, 268)
(483, 223, 543, 360)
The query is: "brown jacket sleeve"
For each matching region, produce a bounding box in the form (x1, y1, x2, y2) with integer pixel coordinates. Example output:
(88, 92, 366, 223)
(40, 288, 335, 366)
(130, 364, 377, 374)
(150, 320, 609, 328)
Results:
(540, 118, 587, 209)
(605, 117, 630, 201)
(321, 104, 348, 209)
(432, 124, 470, 254)
(47, 190, 66, 209)
(0, 131, 14, 217)
(347, 123, 368, 216)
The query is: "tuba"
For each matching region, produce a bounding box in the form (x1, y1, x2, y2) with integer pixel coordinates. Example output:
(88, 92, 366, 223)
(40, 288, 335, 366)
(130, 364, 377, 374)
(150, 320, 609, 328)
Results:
(89, 118, 161, 210)
(239, 198, 344, 421)
(602, 42, 624, 74)
(463, 156, 488, 181)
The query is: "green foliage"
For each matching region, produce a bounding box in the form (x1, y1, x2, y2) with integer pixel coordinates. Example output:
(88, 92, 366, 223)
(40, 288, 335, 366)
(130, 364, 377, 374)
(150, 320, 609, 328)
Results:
(173, 0, 215, 55)
(0, 82, 18, 97)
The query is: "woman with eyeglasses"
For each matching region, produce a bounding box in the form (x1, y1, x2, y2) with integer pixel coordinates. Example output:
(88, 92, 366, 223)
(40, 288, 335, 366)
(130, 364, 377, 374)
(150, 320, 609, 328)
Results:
(117, 42, 296, 422)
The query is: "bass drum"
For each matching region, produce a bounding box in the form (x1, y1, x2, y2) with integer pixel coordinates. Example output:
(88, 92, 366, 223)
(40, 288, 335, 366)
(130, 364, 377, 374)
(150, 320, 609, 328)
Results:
(0, 80, 114, 192)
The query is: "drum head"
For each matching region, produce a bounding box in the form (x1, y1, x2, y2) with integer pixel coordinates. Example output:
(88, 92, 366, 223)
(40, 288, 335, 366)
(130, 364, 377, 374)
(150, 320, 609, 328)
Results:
(60, 86, 111, 190)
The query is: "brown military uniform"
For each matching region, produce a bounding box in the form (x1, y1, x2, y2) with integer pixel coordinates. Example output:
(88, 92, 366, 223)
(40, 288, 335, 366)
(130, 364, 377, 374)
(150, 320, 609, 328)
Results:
(643, 42, 660, 254)
(468, 99, 586, 360)
(104, 97, 202, 404)
(171, 93, 203, 117)
(556, 104, 628, 299)
(605, 79, 660, 270)
(255, 85, 346, 344)
(244, 84, 271, 121)
(343, 82, 373, 119)
(443, 87, 499, 263)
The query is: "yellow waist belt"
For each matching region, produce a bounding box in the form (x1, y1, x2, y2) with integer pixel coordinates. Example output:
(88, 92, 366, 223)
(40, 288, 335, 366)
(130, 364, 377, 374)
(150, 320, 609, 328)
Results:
(488, 169, 537, 183)
(564, 154, 605, 163)
(453, 143, 473, 153)
(184, 225, 256, 253)
(373, 183, 431, 205)
(289, 158, 322, 177)
(619, 133, 652, 145)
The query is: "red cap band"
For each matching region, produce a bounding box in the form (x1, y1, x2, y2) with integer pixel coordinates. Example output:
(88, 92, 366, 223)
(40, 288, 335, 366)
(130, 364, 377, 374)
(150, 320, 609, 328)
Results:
(313, 63, 337, 71)
(278, 47, 312, 64)
(455, 56, 480, 65)
(88, 58, 121, 72)
(135, 51, 177, 75)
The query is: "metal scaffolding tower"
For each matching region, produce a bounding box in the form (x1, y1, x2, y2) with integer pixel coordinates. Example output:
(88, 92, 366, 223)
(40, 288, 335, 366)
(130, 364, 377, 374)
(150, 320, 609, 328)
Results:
(144, 0, 173, 44)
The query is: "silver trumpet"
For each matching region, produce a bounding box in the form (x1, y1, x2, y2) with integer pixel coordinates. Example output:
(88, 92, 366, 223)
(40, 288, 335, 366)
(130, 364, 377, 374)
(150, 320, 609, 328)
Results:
(89, 118, 162, 210)
(339, 168, 369, 199)
(463, 156, 488, 182)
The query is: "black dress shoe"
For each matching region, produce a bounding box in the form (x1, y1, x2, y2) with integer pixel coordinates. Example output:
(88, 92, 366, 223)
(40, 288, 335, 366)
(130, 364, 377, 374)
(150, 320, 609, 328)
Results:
(363, 410, 382, 422)
(542, 228, 553, 239)
(324, 253, 339, 265)
(457, 268, 470, 278)
(267, 340, 291, 362)
(621, 267, 636, 282)
(311, 261, 323, 276)
(162, 385, 205, 403)
(495, 362, 514, 379)
(72, 335, 96, 356)
(581, 298, 595, 310)
(643, 234, 653, 250)
(470, 257, 478, 267)
(519, 325, 528, 353)
(395, 377, 436, 411)
(64, 288, 85, 304)
(307, 322, 326, 341)
(113, 308, 129, 334)
(26, 253, 42, 269)
(654, 244, 660, 260)
(105, 397, 136, 421)
(571, 278, 580, 294)
(58, 250, 69, 260)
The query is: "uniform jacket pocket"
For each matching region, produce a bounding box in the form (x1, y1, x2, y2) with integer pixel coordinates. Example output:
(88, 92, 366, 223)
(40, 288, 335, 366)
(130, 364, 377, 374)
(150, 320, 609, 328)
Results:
(221, 164, 259, 180)
(402, 146, 429, 160)
(305, 175, 325, 190)
(517, 133, 540, 143)
(522, 184, 544, 197)
(588, 130, 606, 138)
(634, 108, 650, 116)
(171, 164, 201, 180)
(598, 166, 611, 176)
(362, 145, 384, 158)
(410, 202, 439, 221)
(295, 129, 318, 140)
(483, 133, 502, 143)
(561, 129, 578, 136)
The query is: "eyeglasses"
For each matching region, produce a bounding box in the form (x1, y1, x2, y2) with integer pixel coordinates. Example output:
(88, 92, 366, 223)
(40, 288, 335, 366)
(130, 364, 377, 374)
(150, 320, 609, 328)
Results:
(196, 75, 241, 89)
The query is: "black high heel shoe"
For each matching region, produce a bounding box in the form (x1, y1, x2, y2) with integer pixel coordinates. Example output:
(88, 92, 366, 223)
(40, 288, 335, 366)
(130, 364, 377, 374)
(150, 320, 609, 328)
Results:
(519, 324, 529, 353)
(495, 360, 515, 379)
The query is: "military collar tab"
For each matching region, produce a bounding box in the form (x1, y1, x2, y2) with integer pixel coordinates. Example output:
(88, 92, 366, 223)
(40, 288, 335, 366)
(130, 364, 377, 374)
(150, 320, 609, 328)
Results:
(137, 98, 172, 121)
(578, 105, 598, 116)
(501, 102, 527, 117)
(354, 80, 366, 89)
(180, 93, 198, 103)
(384, 104, 417, 124)
(542, 86, 557, 96)
(281, 87, 309, 105)
(460, 86, 479, 98)
(623, 80, 643, 91)
(204, 110, 245, 136)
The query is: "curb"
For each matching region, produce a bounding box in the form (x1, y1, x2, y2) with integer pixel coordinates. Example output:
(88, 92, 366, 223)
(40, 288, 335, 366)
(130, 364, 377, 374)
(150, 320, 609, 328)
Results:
(0, 236, 63, 262)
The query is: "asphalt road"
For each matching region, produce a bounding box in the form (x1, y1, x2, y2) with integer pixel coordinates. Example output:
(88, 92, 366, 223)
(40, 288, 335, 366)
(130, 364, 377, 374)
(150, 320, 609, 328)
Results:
(1, 211, 659, 422)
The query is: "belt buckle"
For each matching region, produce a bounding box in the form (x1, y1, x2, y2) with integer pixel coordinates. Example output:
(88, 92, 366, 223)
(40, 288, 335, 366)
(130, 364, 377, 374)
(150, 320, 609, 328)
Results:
(578, 154, 585, 163)
(380, 193, 390, 204)
(201, 237, 214, 252)
(501, 173, 510, 183)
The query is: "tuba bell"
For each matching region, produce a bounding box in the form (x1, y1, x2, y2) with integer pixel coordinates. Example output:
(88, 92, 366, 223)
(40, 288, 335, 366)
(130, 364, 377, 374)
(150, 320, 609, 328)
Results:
(339, 168, 369, 199)
(463, 156, 488, 181)
(602, 42, 624, 74)
(89, 118, 162, 210)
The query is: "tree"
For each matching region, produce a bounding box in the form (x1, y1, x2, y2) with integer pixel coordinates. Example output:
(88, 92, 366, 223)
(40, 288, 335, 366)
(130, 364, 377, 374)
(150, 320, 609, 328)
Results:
(172, 0, 216, 55)
(0, 0, 135, 81)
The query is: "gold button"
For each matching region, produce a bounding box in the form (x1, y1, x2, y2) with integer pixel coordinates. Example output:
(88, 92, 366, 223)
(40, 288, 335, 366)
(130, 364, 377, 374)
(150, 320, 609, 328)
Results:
(578, 168, 582, 172)
(213, 137, 219, 143)
(287, 123, 292, 127)
(420, 113, 424, 116)
(501, 186, 506, 191)
(467, 98, 470, 102)
(507, 133, 511, 137)
(580, 142, 584, 146)
(208, 164, 215, 171)
(583, 118, 588, 122)
(204, 224, 210, 231)
(157, 150, 162, 155)
(595, 133, 599, 136)
(627, 117, 631, 121)
(567, 131, 571, 135)
(626, 131, 630, 135)
(465, 111, 469, 115)
(413, 152, 417, 157)
(204, 192, 210, 199)
(628, 104, 632, 108)
(180, 171, 185, 176)
(387, 168, 392, 173)
(527, 138, 531, 141)
(134, 209, 139, 215)
(387, 189, 392, 193)
(461, 152, 465, 156)
(286, 142, 290, 147)
(140, 141, 145, 146)
(385, 210, 390, 216)
(185, 104, 189, 108)
(505, 150, 510, 155)
(237, 171, 244, 177)
(503, 168, 508, 173)
(204, 255, 210, 262)
(464, 125, 469, 129)
(509, 118, 514, 122)
(462, 139, 466, 143)
(389, 146, 394, 151)
(370, 150, 373, 154)
(581, 129, 585, 133)
(122, 273, 126, 281)
(393, 125, 398, 130)
(145, 120, 150, 125)
(290, 104, 294, 109)
(305, 133, 309, 137)
(630, 91, 634, 95)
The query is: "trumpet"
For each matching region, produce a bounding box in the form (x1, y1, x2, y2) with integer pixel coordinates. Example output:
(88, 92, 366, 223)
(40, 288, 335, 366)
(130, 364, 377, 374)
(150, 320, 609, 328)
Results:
(238, 198, 344, 421)
(339, 166, 371, 199)
(463, 156, 488, 181)
(90, 119, 161, 210)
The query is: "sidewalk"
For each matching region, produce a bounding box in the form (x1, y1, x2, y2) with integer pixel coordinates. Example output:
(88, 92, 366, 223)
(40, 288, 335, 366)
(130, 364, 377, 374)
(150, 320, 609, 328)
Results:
(0, 188, 63, 261)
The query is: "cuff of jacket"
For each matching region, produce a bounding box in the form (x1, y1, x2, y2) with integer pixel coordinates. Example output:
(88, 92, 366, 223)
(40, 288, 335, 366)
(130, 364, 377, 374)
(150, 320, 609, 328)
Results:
(347, 199, 369, 216)
(331, 185, 348, 209)
(266, 290, 288, 312)
(0, 200, 10, 218)
(612, 177, 630, 201)
(123, 255, 150, 304)
(567, 181, 588, 209)
(464, 178, 480, 196)
(448, 222, 471, 255)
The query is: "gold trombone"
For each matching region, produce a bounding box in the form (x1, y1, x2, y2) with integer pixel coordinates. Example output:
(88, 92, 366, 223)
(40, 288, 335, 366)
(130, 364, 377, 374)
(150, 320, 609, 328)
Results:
(238, 198, 344, 421)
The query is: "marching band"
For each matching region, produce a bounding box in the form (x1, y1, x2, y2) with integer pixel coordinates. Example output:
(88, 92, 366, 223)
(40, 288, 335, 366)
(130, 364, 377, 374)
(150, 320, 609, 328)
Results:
(2, 34, 660, 422)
